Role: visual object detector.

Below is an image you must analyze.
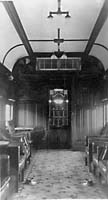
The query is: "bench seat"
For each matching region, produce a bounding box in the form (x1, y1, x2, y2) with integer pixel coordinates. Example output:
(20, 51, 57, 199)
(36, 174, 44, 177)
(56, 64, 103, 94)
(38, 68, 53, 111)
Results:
(85, 136, 108, 168)
(0, 177, 10, 200)
(8, 143, 27, 192)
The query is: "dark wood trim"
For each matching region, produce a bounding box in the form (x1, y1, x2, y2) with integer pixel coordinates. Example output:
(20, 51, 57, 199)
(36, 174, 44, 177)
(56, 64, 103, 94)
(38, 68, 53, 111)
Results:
(2, 41, 108, 66)
(2, 44, 23, 65)
(34, 52, 83, 58)
(84, 0, 108, 55)
(2, 1, 34, 57)
(29, 39, 88, 43)
(94, 43, 108, 52)
(30, 39, 88, 42)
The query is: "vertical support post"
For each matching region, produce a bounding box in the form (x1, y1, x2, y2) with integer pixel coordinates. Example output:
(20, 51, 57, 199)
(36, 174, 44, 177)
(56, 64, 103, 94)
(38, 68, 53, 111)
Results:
(8, 145, 19, 192)
(58, 0, 61, 12)
(88, 142, 93, 172)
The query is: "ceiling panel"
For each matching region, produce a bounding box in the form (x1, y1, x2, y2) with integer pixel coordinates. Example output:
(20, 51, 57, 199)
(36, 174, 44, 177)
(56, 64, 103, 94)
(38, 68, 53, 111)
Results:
(95, 17, 108, 48)
(90, 16, 108, 70)
(0, 0, 106, 70)
(90, 45, 108, 70)
(30, 41, 88, 52)
(14, 0, 104, 40)
(0, 3, 22, 64)
(4, 46, 28, 71)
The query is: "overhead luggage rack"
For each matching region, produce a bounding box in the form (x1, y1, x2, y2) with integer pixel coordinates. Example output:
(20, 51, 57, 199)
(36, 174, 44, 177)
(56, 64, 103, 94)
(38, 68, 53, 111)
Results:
(36, 58, 81, 71)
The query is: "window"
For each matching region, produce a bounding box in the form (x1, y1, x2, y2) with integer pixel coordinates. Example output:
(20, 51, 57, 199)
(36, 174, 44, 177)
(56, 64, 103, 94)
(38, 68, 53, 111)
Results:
(5, 104, 13, 127)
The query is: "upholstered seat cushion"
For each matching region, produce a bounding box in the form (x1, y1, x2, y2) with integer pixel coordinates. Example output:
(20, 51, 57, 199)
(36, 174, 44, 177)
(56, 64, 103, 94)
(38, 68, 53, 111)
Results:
(19, 155, 26, 171)
(93, 153, 98, 166)
(98, 160, 107, 173)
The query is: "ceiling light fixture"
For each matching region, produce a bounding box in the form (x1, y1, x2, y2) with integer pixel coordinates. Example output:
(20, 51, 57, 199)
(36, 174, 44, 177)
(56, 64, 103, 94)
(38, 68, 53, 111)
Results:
(48, 0, 71, 18)
(53, 28, 64, 57)
(65, 12, 71, 18)
(52, 28, 67, 59)
(48, 12, 53, 18)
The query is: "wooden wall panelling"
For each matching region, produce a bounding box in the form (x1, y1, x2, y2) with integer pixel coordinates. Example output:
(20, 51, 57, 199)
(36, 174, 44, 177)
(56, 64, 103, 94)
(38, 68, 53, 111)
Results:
(33, 104, 37, 127)
(76, 108, 80, 141)
(86, 109, 90, 135)
(91, 107, 97, 135)
(103, 102, 106, 126)
(88, 108, 92, 136)
(16, 102, 47, 128)
(106, 102, 108, 123)
(36, 104, 47, 128)
(37, 104, 43, 127)
(103, 101, 108, 125)
(0, 98, 6, 129)
(83, 108, 88, 138)
(17, 103, 25, 127)
(79, 109, 82, 139)
(80, 108, 84, 140)
(71, 111, 77, 144)
(25, 103, 34, 127)
(96, 104, 103, 134)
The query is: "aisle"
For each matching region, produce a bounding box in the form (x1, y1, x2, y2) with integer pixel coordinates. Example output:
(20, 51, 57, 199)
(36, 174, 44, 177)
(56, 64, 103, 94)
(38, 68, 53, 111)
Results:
(11, 150, 108, 199)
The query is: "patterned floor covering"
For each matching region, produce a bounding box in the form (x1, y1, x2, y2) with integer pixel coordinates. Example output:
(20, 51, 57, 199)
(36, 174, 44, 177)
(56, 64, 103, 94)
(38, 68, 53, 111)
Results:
(11, 150, 108, 199)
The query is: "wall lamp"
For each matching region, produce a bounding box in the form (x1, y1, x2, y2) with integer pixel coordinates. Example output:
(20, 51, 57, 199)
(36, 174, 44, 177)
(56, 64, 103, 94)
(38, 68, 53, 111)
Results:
(53, 98, 64, 104)
(8, 99, 15, 102)
(48, 0, 71, 18)
(8, 75, 14, 81)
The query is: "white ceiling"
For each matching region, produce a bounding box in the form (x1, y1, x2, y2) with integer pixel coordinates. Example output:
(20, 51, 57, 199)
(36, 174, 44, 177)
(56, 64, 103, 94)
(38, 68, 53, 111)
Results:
(0, 0, 108, 71)
(90, 16, 108, 70)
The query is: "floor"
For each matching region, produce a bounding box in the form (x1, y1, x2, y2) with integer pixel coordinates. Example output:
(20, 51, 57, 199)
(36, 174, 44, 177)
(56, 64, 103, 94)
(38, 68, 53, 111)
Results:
(11, 150, 108, 199)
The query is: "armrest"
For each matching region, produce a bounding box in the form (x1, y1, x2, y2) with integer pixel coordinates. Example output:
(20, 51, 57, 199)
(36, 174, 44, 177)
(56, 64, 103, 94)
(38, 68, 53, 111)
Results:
(97, 146, 105, 161)
(8, 144, 20, 192)
(92, 141, 105, 153)
(101, 146, 108, 160)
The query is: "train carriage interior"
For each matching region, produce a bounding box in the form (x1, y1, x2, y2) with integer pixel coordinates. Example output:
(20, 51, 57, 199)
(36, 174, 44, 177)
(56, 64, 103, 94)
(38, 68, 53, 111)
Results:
(1, 0, 108, 199)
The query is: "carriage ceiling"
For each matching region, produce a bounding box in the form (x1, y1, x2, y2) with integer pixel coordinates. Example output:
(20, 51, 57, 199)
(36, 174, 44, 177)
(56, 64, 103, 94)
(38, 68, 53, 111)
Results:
(0, 0, 108, 71)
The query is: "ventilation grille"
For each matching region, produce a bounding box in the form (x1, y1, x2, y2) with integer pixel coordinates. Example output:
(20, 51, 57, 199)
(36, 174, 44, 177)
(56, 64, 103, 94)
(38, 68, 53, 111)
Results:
(36, 58, 81, 71)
